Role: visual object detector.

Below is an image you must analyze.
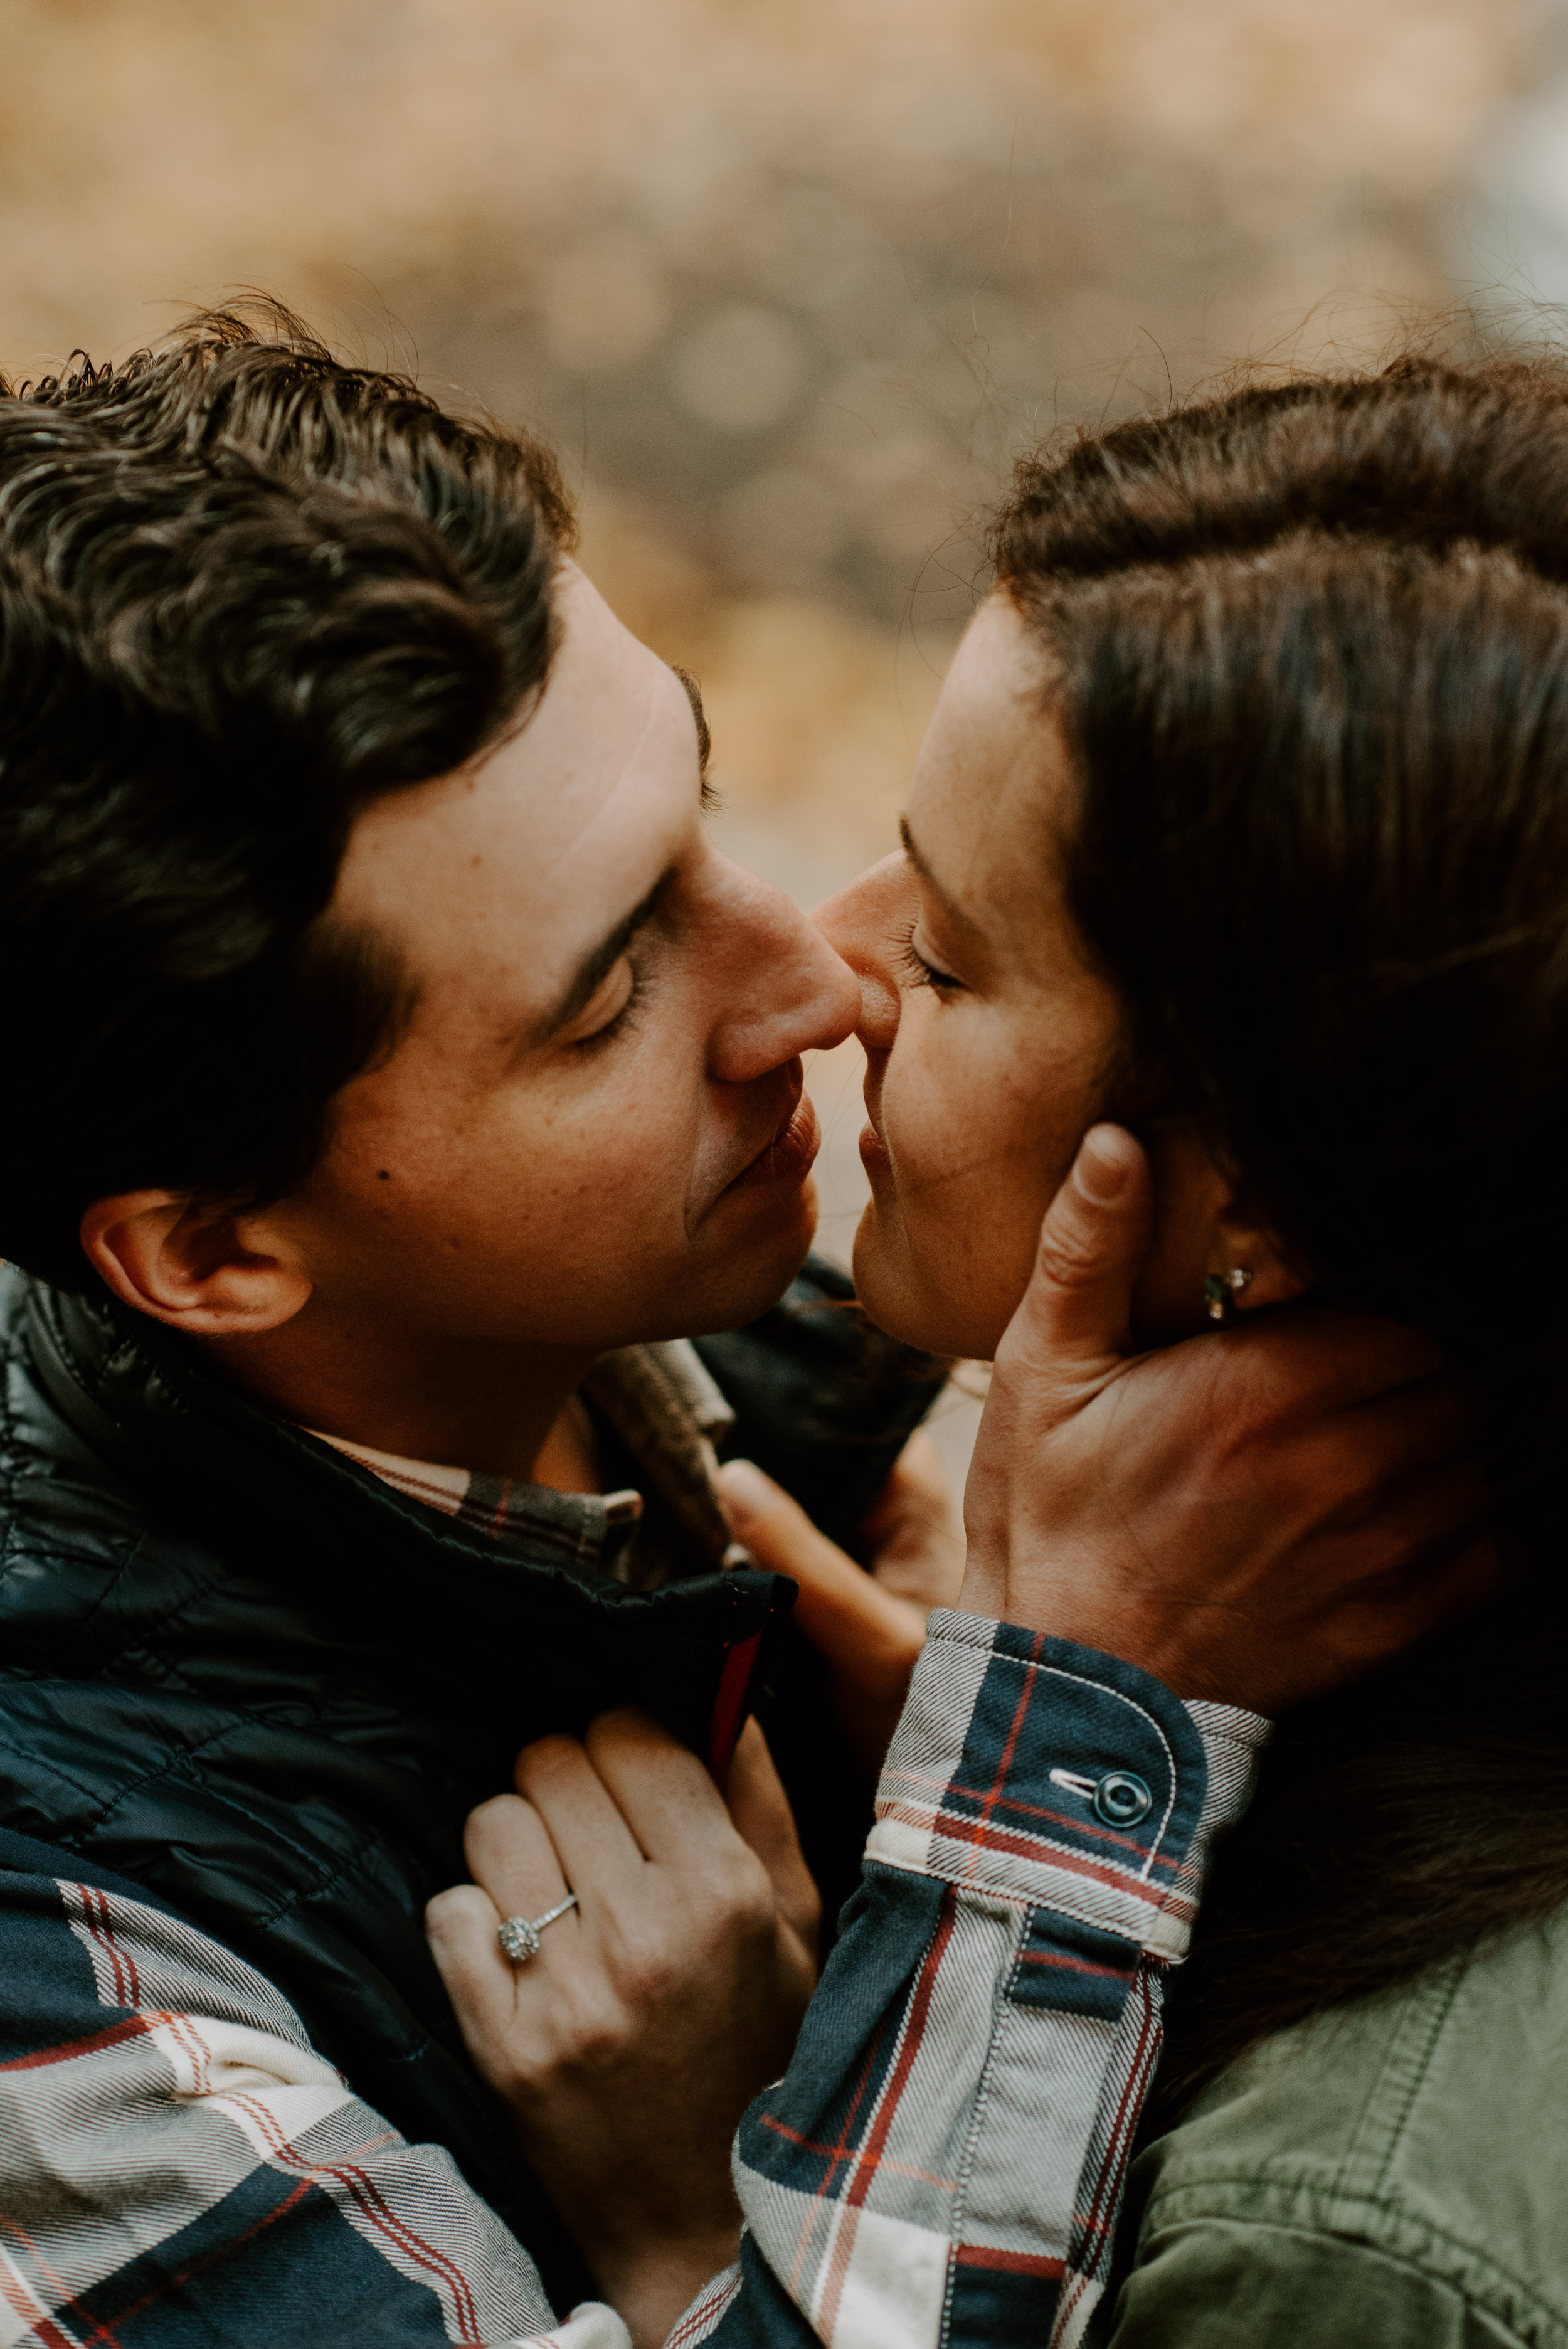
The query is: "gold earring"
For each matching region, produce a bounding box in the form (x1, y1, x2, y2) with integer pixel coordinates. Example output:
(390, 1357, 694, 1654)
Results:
(1204, 1266, 1253, 1324)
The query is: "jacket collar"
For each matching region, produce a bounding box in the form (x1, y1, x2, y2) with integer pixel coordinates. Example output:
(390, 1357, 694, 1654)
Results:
(22, 1276, 790, 1763)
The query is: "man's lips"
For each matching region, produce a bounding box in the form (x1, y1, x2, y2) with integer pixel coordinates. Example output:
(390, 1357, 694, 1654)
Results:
(726, 1092, 822, 1193)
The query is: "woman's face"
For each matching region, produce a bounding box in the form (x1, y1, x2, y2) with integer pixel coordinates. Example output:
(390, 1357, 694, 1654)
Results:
(817, 595, 1124, 1360)
(820, 592, 1252, 1359)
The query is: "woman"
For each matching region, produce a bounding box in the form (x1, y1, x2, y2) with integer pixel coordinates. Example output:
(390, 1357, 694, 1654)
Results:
(432, 354, 1565, 2345)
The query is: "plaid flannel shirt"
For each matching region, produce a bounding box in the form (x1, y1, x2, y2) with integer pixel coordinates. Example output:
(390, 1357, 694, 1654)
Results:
(312, 1337, 744, 1591)
(0, 1609, 1264, 2348)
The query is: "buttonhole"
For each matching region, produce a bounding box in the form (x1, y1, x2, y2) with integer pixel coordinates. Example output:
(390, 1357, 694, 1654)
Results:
(1049, 1768, 1098, 1801)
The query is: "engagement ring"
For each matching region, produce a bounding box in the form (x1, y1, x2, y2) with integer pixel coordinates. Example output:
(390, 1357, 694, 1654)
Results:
(497, 1893, 578, 1965)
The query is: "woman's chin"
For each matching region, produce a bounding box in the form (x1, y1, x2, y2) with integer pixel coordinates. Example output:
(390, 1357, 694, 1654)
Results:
(851, 1214, 995, 1358)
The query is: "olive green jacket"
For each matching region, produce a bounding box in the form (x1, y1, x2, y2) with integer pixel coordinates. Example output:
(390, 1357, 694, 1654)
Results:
(1108, 1908, 1568, 2346)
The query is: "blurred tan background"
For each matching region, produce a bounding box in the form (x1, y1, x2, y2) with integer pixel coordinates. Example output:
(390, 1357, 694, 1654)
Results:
(0, 0, 1555, 1460)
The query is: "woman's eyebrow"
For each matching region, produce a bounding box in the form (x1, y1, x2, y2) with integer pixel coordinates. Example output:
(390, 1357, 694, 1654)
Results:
(899, 816, 982, 936)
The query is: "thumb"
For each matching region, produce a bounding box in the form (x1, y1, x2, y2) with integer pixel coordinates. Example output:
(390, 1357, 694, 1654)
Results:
(716, 1458, 925, 1675)
(1001, 1124, 1153, 1382)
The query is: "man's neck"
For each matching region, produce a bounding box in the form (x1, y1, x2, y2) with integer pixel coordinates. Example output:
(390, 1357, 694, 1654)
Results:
(193, 1303, 602, 1485)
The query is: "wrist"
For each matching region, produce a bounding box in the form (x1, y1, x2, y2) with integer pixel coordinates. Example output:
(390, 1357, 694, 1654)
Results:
(872, 1609, 1217, 1964)
(591, 2224, 741, 2349)
(958, 1556, 1255, 1706)
(957, 1552, 1140, 1662)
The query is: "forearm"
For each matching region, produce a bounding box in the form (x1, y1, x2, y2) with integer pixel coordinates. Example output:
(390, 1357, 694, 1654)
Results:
(681, 1611, 1267, 2348)
(0, 1848, 601, 2348)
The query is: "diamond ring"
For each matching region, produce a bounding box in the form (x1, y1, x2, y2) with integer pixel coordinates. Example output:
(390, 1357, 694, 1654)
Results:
(496, 1893, 579, 1965)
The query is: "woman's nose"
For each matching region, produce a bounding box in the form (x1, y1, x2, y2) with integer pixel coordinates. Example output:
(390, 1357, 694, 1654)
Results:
(815, 851, 912, 1054)
(709, 867, 861, 1083)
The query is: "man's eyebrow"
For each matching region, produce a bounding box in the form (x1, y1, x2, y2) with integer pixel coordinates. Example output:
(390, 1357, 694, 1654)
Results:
(533, 866, 677, 1046)
(669, 664, 719, 810)
(899, 816, 982, 935)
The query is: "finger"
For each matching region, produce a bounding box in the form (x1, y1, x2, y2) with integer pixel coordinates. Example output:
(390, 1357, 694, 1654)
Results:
(1222, 1305, 1451, 1416)
(463, 1793, 578, 1943)
(516, 1728, 652, 1886)
(1333, 1382, 1486, 1509)
(582, 1705, 738, 1867)
(1255, 1373, 1487, 1531)
(1385, 1527, 1504, 1635)
(718, 1458, 927, 1680)
(1302, 1530, 1503, 1690)
(859, 1430, 951, 1547)
(425, 1882, 512, 2033)
(1320, 1447, 1495, 1582)
(859, 1433, 967, 1614)
(1339, 1361, 1476, 1450)
(997, 1124, 1153, 1384)
(724, 1718, 821, 1961)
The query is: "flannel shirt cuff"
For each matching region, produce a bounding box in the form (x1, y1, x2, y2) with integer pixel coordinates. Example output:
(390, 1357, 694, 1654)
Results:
(866, 1610, 1269, 1964)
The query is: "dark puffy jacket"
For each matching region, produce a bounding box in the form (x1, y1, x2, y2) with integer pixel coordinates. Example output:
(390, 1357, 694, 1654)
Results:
(0, 1259, 943, 2308)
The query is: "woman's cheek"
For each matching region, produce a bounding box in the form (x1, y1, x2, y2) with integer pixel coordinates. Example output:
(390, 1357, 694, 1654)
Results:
(883, 1027, 972, 1202)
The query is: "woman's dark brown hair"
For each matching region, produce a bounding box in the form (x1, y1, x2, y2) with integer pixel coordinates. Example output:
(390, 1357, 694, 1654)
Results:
(991, 357, 1568, 2118)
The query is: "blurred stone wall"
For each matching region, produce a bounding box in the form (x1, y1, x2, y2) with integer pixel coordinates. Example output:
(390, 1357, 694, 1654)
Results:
(0, 0, 1544, 899)
(0, 0, 1549, 1414)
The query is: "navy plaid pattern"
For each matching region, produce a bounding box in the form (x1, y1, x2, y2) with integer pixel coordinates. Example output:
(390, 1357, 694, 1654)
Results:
(310, 1337, 740, 1591)
(0, 1616, 1263, 2346)
(696, 1612, 1268, 2349)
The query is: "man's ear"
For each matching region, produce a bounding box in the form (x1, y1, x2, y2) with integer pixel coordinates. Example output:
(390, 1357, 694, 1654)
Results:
(79, 1191, 314, 1336)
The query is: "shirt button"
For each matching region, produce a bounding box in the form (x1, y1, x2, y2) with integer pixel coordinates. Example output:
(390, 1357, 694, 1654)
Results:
(1094, 1770, 1153, 1827)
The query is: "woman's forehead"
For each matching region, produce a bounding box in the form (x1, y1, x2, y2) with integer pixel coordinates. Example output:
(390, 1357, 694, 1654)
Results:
(908, 603, 1074, 950)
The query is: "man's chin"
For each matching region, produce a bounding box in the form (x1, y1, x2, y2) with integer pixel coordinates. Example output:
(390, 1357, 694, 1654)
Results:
(663, 1177, 820, 1339)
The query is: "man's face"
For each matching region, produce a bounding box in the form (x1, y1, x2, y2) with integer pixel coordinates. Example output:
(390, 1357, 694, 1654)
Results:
(267, 566, 860, 1355)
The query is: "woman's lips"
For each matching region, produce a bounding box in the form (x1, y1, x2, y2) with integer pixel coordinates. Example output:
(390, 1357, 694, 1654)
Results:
(728, 1093, 822, 1192)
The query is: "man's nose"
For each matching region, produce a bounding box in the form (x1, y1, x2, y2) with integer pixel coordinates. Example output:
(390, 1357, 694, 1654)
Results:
(815, 851, 911, 1055)
(707, 870, 861, 1084)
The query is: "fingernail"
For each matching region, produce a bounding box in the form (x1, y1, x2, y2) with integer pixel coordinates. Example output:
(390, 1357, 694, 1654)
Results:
(1074, 1124, 1133, 1204)
(716, 1458, 774, 1527)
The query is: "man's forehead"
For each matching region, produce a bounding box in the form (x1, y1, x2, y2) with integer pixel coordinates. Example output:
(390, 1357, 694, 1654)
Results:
(512, 563, 690, 792)
(330, 568, 701, 1015)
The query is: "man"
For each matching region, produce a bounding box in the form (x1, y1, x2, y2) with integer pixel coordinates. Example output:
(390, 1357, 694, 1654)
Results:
(0, 312, 1483, 2345)
(0, 309, 945, 2318)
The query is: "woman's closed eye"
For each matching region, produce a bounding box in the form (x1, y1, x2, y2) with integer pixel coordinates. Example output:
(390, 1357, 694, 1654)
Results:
(895, 923, 967, 997)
